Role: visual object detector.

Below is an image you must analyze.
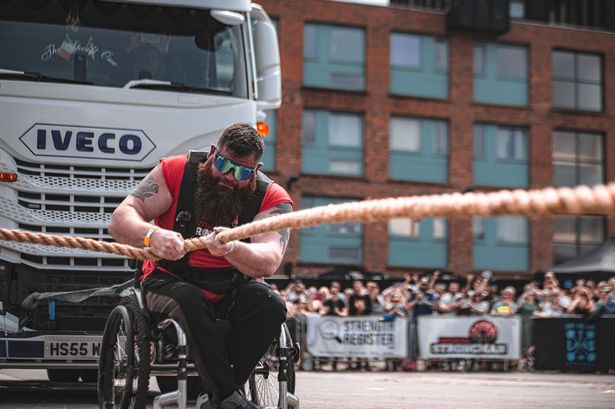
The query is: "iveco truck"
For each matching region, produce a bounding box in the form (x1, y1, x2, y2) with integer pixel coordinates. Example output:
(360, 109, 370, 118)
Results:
(0, 0, 280, 381)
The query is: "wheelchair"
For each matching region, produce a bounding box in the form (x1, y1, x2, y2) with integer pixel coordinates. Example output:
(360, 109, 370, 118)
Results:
(97, 284, 300, 409)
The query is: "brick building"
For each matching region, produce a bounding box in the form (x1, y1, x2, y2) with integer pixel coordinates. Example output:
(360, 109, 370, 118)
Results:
(257, 0, 615, 280)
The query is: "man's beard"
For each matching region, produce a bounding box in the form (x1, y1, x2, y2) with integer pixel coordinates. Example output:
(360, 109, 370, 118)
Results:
(193, 160, 256, 228)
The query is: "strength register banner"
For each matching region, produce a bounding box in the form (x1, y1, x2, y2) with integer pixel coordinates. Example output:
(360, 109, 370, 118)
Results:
(306, 314, 408, 358)
(418, 316, 521, 360)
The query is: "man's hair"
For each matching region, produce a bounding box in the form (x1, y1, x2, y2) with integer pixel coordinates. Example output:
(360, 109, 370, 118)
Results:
(217, 123, 264, 159)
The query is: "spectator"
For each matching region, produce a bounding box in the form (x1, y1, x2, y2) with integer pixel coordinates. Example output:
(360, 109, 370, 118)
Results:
(516, 283, 540, 357)
(566, 287, 594, 316)
(537, 271, 560, 298)
(314, 286, 330, 303)
(348, 280, 373, 316)
(383, 289, 408, 321)
(406, 276, 438, 318)
(516, 283, 541, 317)
(490, 287, 517, 316)
(319, 283, 348, 317)
(286, 281, 308, 305)
(438, 282, 463, 316)
(348, 290, 371, 371)
(591, 282, 615, 318)
(343, 287, 354, 301)
(468, 291, 490, 315)
(456, 288, 472, 316)
(367, 281, 385, 314)
(469, 273, 489, 296)
(535, 289, 566, 317)
(331, 281, 345, 301)
(350, 297, 369, 316)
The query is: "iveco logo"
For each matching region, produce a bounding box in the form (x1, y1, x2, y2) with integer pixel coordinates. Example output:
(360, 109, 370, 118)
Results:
(19, 124, 156, 162)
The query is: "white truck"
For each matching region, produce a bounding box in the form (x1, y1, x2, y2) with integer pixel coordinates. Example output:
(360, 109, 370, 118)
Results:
(0, 0, 280, 382)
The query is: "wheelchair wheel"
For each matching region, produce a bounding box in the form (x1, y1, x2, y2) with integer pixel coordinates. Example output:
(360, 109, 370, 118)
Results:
(246, 341, 296, 407)
(98, 297, 150, 409)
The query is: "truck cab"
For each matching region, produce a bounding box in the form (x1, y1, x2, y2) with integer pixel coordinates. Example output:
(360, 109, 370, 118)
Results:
(0, 0, 280, 380)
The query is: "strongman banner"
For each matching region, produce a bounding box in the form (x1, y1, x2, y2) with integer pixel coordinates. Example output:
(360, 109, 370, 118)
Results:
(418, 316, 521, 359)
(306, 314, 408, 358)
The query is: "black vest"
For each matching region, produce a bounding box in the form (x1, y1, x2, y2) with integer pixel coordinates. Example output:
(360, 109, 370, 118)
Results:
(156, 150, 272, 293)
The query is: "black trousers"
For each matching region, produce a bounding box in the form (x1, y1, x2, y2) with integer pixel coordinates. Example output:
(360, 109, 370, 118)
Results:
(142, 270, 287, 400)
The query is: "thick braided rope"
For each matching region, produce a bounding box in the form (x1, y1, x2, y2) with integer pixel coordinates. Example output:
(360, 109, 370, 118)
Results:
(215, 182, 615, 243)
(0, 229, 154, 260)
(0, 182, 614, 260)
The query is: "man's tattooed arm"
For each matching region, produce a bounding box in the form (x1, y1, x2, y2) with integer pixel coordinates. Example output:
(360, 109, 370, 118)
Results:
(267, 202, 292, 252)
(130, 175, 159, 201)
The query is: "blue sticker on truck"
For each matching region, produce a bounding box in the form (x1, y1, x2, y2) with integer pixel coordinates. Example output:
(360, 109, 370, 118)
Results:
(8, 339, 45, 358)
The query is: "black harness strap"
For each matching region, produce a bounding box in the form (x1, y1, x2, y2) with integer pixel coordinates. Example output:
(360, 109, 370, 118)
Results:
(158, 150, 206, 274)
(157, 151, 273, 292)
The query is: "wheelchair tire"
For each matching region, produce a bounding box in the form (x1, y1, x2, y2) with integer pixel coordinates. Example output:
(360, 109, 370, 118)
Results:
(97, 297, 150, 409)
(246, 342, 296, 407)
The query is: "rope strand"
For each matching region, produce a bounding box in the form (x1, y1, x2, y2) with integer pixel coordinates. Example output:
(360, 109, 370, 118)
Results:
(0, 182, 613, 260)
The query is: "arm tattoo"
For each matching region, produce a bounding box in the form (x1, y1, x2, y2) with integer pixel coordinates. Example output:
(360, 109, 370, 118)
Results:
(130, 175, 159, 201)
(269, 203, 292, 251)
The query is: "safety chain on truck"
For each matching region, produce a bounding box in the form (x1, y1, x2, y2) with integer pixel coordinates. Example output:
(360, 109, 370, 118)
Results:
(0, 182, 614, 261)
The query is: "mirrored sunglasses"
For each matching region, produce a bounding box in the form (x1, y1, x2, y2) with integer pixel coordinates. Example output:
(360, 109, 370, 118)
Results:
(213, 152, 257, 181)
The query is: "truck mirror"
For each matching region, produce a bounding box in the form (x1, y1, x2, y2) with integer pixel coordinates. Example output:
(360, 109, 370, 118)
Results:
(251, 5, 281, 112)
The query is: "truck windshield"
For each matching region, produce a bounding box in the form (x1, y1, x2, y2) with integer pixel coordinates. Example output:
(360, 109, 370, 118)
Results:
(0, 1, 248, 98)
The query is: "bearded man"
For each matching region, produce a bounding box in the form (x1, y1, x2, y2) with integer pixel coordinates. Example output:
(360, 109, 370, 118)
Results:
(109, 123, 291, 409)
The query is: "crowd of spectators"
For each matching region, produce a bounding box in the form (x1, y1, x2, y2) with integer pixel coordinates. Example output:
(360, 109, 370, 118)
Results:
(273, 271, 615, 321)
(271, 271, 615, 372)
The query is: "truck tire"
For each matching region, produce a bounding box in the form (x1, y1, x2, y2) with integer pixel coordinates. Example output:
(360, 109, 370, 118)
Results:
(97, 295, 150, 409)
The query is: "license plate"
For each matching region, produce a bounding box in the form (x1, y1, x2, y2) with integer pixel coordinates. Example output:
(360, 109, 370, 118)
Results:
(44, 336, 101, 360)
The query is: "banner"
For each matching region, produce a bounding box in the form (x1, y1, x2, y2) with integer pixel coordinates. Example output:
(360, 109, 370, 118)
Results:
(532, 316, 615, 372)
(306, 314, 408, 358)
(418, 316, 521, 360)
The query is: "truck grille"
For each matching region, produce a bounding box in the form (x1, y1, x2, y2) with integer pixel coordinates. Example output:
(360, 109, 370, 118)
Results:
(0, 159, 152, 271)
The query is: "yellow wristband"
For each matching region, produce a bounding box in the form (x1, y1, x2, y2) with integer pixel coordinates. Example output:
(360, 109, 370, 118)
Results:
(144, 225, 159, 247)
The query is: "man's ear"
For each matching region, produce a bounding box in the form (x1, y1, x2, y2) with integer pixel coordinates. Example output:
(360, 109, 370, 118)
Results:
(256, 162, 263, 171)
(208, 144, 216, 158)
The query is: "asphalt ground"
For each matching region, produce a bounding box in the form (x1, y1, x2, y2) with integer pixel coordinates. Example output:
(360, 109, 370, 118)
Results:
(0, 369, 614, 409)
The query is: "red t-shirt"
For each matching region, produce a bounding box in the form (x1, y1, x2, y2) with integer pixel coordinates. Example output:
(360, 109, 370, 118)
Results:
(141, 154, 293, 285)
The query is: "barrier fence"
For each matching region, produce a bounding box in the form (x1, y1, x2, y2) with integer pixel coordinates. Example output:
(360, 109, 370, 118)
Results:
(532, 316, 615, 372)
(288, 313, 615, 372)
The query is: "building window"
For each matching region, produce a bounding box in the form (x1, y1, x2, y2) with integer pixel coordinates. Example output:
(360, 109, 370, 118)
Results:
(553, 216, 605, 264)
(388, 218, 420, 237)
(473, 216, 529, 271)
(302, 109, 363, 177)
(389, 116, 448, 183)
(552, 50, 602, 112)
(388, 217, 447, 268)
(553, 130, 603, 187)
(390, 32, 448, 99)
(303, 23, 364, 91)
(261, 110, 277, 172)
(300, 196, 363, 265)
(509, 0, 525, 19)
(496, 46, 527, 80)
(473, 124, 528, 188)
(474, 42, 528, 106)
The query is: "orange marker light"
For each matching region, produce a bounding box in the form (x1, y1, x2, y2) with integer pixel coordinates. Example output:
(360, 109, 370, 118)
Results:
(0, 172, 17, 183)
(256, 121, 269, 138)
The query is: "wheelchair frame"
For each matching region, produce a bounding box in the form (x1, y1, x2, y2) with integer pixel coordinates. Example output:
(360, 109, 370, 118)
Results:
(97, 287, 300, 409)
